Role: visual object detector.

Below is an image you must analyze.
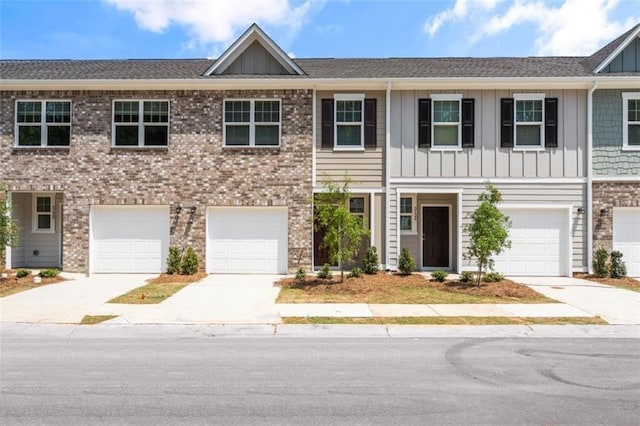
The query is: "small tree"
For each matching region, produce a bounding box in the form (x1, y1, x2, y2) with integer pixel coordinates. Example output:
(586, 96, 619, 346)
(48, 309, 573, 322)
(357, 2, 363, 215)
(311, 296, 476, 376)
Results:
(0, 183, 19, 270)
(180, 246, 199, 275)
(166, 246, 182, 274)
(314, 177, 369, 282)
(398, 247, 415, 275)
(362, 246, 380, 275)
(609, 250, 627, 279)
(463, 183, 511, 286)
(593, 247, 609, 277)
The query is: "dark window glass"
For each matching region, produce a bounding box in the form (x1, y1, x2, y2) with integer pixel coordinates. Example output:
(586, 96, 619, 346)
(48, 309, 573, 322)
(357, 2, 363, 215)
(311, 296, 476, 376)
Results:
(144, 126, 168, 146)
(115, 126, 139, 146)
(18, 126, 42, 146)
(47, 126, 71, 146)
(225, 126, 250, 145)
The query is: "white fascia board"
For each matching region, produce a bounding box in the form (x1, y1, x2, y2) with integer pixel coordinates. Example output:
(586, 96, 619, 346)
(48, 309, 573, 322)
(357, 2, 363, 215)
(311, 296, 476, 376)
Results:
(594, 29, 640, 74)
(592, 176, 640, 182)
(390, 177, 587, 184)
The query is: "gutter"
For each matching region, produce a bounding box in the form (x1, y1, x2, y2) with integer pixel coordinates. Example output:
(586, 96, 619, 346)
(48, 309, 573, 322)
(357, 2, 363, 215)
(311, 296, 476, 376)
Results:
(587, 80, 598, 274)
(385, 81, 392, 269)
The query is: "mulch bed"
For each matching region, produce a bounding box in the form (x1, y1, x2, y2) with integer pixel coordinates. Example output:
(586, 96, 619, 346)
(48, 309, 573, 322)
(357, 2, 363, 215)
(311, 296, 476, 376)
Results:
(147, 272, 208, 284)
(0, 272, 66, 297)
(574, 272, 640, 290)
(277, 271, 544, 300)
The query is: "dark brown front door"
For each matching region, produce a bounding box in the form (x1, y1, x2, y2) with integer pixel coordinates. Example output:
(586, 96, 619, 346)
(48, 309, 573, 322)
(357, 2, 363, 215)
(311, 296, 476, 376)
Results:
(314, 218, 330, 267)
(422, 206, 449, 268)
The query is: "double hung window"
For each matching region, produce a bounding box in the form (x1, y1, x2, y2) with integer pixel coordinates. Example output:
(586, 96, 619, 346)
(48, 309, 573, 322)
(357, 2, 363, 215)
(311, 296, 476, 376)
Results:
(16, 100, 71, 147)
(224, 99, 281, 147)
(113, 100, 169, 146)
(623, 93, 640, 149)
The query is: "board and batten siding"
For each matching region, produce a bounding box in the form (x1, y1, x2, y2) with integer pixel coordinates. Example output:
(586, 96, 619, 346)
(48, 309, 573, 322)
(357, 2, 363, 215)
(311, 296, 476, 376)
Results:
(593, 89, 640, 176)
(601, 37, 640, 73)
(390, 90, 587, 179)
(315, 91, 386, 187)
(388, 183, 586, 272)
(223, 40, 288, 75)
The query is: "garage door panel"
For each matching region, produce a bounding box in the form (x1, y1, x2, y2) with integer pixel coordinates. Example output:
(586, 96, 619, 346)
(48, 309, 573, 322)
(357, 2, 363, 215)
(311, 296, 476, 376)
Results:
(613, 208, 640, 277)
(92, 206, 169, 273)
(207, 208, 287, 274)
(493, 208, 569, 276)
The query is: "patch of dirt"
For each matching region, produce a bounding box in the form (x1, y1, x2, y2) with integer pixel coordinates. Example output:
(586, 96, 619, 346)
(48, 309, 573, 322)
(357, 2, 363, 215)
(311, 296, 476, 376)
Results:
(574, 272, 640, 291)
(277, 271, 544, 300)
(0, 272, 66, 297)
(147, 272, 207, 284)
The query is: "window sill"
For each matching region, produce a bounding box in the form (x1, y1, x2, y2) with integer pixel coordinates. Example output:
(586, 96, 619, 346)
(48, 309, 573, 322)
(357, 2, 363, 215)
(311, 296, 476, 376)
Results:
(333, 147, 365, 152)
(513, 147, 546, 152)
(401, 231, 417, 236)
(12, 146, 70, 155)
(31, 229, 55, 234)
(223, 145, 281, 149)
(430, 147, 463, 152)
(621, 146, 640, 151)
(109, 146, 169, 154)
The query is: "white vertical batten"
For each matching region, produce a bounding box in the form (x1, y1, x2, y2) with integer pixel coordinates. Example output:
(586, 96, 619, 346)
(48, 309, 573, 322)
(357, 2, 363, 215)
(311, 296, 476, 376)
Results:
(587, 81, 597, 274)
(311, 87, 317, 270)
(385, 81, 392, 269)
(5, 192, 12, 269)
(369, 192, 375, 251)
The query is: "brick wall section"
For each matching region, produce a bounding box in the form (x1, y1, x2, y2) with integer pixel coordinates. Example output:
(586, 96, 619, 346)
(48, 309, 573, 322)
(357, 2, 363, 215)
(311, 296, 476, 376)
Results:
(0, 90, 313, 273)
(592, 181, 640, 251)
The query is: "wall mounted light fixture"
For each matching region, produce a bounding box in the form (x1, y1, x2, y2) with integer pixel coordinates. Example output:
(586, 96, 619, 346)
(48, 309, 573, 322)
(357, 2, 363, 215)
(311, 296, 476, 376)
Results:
(600, 207, 608, 214)
(175, 205, 182, 214)
(190, 206, 197, 214)
(577, 207, 585, 214)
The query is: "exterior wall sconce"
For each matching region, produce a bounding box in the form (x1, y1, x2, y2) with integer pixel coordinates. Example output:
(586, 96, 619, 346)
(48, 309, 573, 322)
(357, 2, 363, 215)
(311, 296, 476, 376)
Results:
(600, 207, 608, 214)
(175, 205, 182, 214)
(190, 206, 197, 214)
(577, 207, 585, 214)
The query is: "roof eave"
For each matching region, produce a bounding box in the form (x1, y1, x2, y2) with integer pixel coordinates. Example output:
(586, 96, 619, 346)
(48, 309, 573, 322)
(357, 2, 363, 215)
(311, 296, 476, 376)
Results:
(593, 25, 640, 73)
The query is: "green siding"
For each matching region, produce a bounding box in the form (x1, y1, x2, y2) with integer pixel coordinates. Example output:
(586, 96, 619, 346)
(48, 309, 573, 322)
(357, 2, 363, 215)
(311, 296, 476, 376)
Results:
(593, 89, 640, 176)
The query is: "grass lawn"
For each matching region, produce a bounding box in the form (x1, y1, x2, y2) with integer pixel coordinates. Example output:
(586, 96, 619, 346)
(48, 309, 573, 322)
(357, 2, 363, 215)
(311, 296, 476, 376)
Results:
(0, 271, 65, 298)
(80, 315, 119, 325)
(108, 272, 207, 304)
(283, 316, 608, 326)
(276, 272, 555, 304)
(574, 273, 640, 293)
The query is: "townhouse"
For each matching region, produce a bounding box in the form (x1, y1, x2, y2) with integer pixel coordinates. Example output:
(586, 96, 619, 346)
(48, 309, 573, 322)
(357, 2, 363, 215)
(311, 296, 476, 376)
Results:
(1, 23, 638, 277)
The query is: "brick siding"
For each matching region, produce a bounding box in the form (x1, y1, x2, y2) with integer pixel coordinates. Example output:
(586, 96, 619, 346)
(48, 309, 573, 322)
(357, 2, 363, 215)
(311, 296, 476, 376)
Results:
(592, 181, 640, 251)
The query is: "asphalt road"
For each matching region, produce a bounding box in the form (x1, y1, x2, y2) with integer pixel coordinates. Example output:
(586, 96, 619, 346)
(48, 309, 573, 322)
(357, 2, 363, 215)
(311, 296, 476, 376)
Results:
(1, 336, 639, 425)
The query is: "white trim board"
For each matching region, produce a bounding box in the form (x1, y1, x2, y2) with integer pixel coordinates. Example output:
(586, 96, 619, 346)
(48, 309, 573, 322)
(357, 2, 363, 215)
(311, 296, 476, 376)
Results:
(391, 177, 587, 184)
(592, 176, 640, 182)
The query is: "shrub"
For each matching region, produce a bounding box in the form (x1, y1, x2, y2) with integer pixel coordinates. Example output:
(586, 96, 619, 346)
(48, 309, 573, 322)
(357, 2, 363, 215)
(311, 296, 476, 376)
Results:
(317, 264, 332, 279)
(609, 250, 627, 279)
(16, 269, 31, 278)
(593, 247, 609, 277)
(362, 246, 379, 275)
(459, 271, 474, 283)
(348, 267, 363, 278)
(431, 270, 448, 282)
(38, 269, 59, 278)
(295, 267, 306, 281)
(398, 247, 415, 275)
(167, 246, 182, 274)
(483, 271, 504, 282)
(180, 246, 199, 275)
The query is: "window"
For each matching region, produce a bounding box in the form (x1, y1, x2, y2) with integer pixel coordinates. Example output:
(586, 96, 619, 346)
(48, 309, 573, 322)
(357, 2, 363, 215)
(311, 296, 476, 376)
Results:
(432, 95, 461, 148)
(623, 92, 640, 149)
(500, 95, 557, 149)
(349, 197, 365, 225)
(15, 100, 71, 147)
(224, 99, 281, 147)
(514, 94, 544, 148)
(113, 100, 169, 147)
(400, 197, 416, 234)
(335, 94, 364, 149)
(32, 194, 54, 233)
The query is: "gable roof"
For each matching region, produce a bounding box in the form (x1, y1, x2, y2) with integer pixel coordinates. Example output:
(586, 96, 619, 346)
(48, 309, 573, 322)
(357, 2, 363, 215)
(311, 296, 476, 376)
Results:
(585, 22, 640, 73)
(203, 23, 304, 76)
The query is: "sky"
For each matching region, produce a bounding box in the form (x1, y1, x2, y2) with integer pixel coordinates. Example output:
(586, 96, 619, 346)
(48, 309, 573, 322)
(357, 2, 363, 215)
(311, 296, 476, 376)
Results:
(1, 0, 639, 60)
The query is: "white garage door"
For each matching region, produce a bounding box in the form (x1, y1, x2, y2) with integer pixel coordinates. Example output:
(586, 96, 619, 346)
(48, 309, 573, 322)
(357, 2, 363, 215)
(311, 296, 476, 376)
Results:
(493, 207, 570, 276)
(91, 205, 170, 273)
(207, 207, 288, 274)
(613, 208, 640, 278)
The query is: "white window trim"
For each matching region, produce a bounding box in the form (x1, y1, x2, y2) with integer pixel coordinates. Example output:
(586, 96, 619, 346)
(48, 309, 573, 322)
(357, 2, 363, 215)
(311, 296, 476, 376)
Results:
(622, 92, 640, 151)
(15, 100, 72, 148)
(513, 93, 545, 151)
(223, 99, 282, 148)
(400, 195, 417, 235)
(31, 193, 55, 234)
(112, 99, 170, 147)
(334, 93, 365, 151)
(430, 94, 462, 151)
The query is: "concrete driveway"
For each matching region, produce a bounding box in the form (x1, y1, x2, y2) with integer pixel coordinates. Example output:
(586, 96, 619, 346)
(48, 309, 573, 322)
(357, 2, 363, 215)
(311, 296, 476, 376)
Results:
(514, 276, 640, 325)
(0, 274, 154, 324)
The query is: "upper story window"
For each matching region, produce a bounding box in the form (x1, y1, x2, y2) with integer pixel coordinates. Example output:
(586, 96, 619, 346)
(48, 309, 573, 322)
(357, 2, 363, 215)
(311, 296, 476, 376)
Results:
(113, 100, 169, 147)
(335, 94, 364, 149)
(418, 97, 474, 149)
(501, 95, 558, 150)
(15, 100, 71, 147)
(320, 95, 377, 150)
(32, 194, 54, 233)
(224, 99, 281, 147)
(623, 92, 640, 150)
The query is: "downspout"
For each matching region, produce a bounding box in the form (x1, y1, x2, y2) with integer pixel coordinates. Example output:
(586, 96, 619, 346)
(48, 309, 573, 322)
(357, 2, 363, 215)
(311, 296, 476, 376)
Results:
(385, 81, 392, 269)
(587, 81, 598, 274)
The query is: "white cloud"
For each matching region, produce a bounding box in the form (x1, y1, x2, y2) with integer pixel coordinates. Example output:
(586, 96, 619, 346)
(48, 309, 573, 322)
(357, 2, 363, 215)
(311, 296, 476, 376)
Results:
(103, 0, 313, 54)
(425, 0, 639, 56)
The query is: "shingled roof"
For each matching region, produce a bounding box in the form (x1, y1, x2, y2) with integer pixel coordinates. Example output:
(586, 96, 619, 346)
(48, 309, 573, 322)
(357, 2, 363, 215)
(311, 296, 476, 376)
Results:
(582, 22, 640, 73)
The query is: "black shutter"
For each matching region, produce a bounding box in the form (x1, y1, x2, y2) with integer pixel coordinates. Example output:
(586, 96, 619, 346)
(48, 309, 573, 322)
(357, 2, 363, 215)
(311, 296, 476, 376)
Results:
(321, 99, 334, 149)
(500, 98, 514, 148)
(364, 98, 377, 148)
(461, 98, 475, 148)
(418, 98, 431, 148)
(545, 97, 558, 148)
